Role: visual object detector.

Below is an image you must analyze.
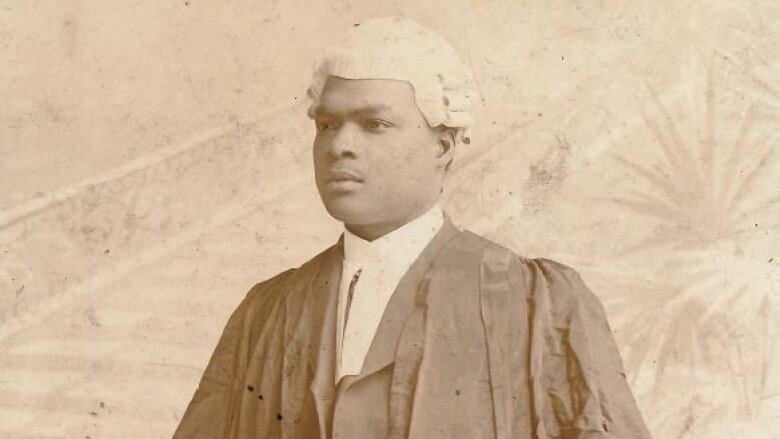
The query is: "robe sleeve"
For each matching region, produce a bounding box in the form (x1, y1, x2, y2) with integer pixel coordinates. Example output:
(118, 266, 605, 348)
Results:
(529, 258, 651, 439)
(172, 272, 292, 439)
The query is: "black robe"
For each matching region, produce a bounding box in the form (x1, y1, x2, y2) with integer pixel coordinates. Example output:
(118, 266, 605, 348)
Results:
(174, 221, 651, 438)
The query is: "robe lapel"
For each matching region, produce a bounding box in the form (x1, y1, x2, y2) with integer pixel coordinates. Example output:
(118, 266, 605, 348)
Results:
(308, 239, 343, 439)
(359, 220, 462, 378)
(307, 219, 462, 435)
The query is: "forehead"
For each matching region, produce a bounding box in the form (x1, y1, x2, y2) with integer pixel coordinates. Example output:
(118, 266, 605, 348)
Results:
(315, 76, 421, 116)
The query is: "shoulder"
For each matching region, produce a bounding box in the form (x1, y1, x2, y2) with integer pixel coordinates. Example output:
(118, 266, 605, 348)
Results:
(240, 243, 340, 313)
(448, 228, 517, 263)
(456, 229, 604, 314)
(522, 257, 610, 330)
(523, 257, 589, 292)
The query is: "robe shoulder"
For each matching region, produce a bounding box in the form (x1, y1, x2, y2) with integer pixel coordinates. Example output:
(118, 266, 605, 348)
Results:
(239, 243, 339, 317)
(457, 229, 605, 318)
(455, 229, 619, 366)
(458, 230, 651, 438)
(523, 257, 610, 323)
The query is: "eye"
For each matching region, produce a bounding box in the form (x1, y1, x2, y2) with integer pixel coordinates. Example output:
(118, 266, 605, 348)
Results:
(363, 119, 393, 131)
(315, 119, 338, 132)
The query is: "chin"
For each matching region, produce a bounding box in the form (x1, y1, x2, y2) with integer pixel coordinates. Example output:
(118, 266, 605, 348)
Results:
(321, 197, 375, 225)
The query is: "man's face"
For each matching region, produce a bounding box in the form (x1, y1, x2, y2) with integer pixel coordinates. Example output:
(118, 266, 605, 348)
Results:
(312, 76, 447, 231)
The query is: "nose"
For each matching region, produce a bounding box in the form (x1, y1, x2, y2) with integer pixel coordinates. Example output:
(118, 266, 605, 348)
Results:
(328, 122, 360, 158)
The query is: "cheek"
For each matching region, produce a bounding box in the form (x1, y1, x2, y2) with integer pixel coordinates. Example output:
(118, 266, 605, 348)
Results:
(362, 131, 438, 180)
(312, 142, 328, 168)
(371, 150, 435, 193)
(397, 143, 438, 174)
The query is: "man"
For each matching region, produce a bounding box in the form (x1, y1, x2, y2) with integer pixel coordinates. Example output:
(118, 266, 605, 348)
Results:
(174, 17, 651, 439)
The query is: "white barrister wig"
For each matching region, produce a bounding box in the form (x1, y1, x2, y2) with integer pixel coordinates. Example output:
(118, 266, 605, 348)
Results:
(307, 16, 477, 144)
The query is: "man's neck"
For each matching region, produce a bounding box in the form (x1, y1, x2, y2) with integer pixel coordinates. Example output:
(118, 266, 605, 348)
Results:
(345, 222, 401, 242)
(345, 204, 441, 242)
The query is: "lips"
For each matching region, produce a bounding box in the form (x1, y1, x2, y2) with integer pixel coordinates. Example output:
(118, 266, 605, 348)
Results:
(328, 170, 364, 183)
(324, 169, 364, 192)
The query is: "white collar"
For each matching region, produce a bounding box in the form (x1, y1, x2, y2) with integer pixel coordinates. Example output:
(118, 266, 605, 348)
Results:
(342, 204, 445, 267)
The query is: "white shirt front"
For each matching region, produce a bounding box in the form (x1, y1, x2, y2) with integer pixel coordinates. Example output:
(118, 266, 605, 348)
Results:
(336, 204, 445, 383)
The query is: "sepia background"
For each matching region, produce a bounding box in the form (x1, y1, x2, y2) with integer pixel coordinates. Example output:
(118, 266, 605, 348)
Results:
(1, 1, 778, 438)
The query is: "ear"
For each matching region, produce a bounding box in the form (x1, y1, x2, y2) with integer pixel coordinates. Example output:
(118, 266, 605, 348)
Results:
(435, 128, 456, 170)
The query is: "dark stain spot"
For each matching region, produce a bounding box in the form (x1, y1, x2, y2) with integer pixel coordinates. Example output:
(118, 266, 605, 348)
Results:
(104, 248, 110, 254)
(770, 258, 774, 263)
(62, 18, 77, 57)
(276, 413, 283, 420)
(247, 385, 254, 392)
(455, 389, 461, 396)
(86, 307, 101, 327)
(99, 401, 105, 408)
(521, 136, 572, 214)
(258, 394, 264, 400)
(89, 411, 98, 416)
(537, 112, 543, 117)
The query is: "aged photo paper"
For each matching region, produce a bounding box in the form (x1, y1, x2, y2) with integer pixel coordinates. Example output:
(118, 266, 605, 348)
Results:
(1, 1, 778, 438)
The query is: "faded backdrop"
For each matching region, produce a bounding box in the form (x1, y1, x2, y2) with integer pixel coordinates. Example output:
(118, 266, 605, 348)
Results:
(1, 1, 778, 438)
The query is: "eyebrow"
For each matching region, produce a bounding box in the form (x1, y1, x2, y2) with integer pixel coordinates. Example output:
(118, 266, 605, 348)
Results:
(312, 104, 395, 118)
